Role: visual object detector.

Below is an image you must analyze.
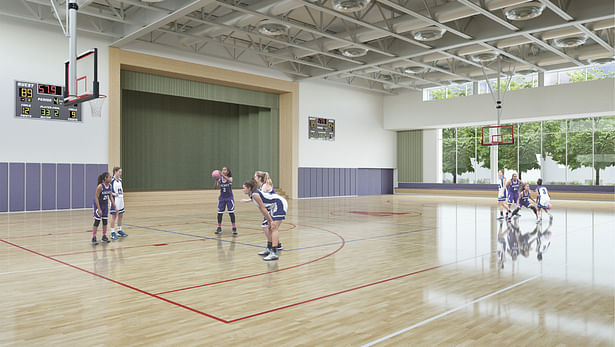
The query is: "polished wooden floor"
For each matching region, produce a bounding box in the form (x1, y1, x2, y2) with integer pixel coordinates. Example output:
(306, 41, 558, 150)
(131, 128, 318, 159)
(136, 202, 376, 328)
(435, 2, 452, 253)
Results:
(1, 191, 613, 346)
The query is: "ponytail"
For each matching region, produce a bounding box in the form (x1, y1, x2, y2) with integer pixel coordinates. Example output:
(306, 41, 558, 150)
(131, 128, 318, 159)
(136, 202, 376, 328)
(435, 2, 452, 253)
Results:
(255, 171, 274, 190)
(98, 172, 109, 185)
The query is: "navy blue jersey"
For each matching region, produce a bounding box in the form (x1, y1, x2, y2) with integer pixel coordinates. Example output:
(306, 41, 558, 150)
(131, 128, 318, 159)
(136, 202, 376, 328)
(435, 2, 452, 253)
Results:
(219, 178, 233, 200)
(96, 183, 112, 207)
(509, 178, 520, 194)
(520, 190, 530, 203)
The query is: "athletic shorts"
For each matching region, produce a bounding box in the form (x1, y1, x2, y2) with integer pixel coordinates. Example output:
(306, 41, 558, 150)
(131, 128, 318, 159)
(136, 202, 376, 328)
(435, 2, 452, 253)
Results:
(218, 199, 235, 213)
(508, 192, 519, 204)
(519, 199, 531, 208)
(93, 203, 109, 220)
(110, 197, 125, 215)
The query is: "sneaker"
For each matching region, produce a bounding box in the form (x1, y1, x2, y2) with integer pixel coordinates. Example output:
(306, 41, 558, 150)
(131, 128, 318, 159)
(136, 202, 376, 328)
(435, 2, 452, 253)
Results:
(549, 215, 553, 221)
(536, 218, 542, 224)
(117, 230, 128, 237)
(91, 237, 98, 245)
(110, 232, 118, 240)
(215, 227, 222, 235)
(497, 215, 504, 220)
(258, 248, 270, 256)
(101, 235, 110, 243)
(277, 242, 283, 250)
(263, 251, 279, 261)
(232, 227, 238, 236)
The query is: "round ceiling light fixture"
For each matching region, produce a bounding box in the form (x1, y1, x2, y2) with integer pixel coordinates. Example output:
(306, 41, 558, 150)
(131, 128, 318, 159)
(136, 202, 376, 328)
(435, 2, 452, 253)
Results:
(470, 52, 499, 63)
(332, 0, 372, 13)
(340, 46, 368, 57)
(450, 79, 470, 85)
(503, 1, 546, 21)
(257, 20, 290, 36)
(588, 56, 615, 65)
(411, 26, 446, 42)
(515, 69, 537, 76)
(140, 0, 165, 3)
(553, 35, 587, 48)
(403, 66, 426, 74)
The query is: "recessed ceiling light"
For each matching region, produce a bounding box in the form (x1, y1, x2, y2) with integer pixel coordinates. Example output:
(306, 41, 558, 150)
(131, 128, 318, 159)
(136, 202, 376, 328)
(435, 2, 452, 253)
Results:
(332, 0, 372, 13)
(588, 57, 615, 65)
(471, 52, 499, 63)
(257, 20, 290, 36)
(403, 66, 426, 74)
(553, 35, 587, 48)
(340, 46, 368, 57)
(503, 1, 546, 21)
(411, 26, 446, 42)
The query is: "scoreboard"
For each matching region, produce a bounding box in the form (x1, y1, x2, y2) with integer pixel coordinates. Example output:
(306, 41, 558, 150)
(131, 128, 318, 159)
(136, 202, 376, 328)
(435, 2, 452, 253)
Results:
(15, 81, 81, 121)
(308, 117, 335, 141)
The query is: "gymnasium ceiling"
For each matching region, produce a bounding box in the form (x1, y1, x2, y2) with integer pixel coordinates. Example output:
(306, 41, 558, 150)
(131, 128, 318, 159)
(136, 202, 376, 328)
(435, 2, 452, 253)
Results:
(2, 0, 614, 94)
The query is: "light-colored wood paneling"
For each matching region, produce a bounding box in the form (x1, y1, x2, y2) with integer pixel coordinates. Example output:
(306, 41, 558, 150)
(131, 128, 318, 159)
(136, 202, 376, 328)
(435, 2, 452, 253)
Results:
(1, 192, 613, 345)
(108, 48, 299, 197)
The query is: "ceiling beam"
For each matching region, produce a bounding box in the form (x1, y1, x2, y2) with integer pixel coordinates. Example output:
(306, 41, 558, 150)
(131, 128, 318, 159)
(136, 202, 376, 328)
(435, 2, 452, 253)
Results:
(456, 0, 519, 31)
(377, 0, 472, 40)
(575, 23, 615, 54)
(112, 0, 216, 47)
(538, 0, 574, 21)
(523, 33, 584, 66)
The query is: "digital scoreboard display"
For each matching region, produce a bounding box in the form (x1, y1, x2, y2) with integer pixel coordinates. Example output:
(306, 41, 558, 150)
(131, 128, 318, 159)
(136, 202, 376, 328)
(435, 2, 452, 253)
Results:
(15, 81, 81, 121)
(309, 116, 335, 141)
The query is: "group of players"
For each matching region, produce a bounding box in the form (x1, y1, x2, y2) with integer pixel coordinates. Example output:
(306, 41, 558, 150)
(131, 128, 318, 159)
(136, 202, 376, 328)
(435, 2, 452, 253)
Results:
(89, 166, 288, 262)
(496, 170, 553, 223)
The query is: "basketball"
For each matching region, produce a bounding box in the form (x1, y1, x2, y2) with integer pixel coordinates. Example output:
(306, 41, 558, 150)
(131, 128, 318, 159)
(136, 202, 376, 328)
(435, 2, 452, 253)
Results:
(212, 170, 220, 180)
(547, 203, 552, 210)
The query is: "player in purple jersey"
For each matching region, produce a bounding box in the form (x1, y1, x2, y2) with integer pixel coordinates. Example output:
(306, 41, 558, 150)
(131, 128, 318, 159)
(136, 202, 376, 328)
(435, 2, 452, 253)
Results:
(214, 167, 237, 235)
(91, 172, 117, 245)
(510, 184, 538, 220)
(505, 172, 524, 219)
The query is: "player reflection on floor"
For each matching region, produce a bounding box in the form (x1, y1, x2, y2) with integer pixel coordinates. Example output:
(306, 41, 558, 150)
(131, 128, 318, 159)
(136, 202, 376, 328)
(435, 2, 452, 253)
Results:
(497, 217, 553, 269)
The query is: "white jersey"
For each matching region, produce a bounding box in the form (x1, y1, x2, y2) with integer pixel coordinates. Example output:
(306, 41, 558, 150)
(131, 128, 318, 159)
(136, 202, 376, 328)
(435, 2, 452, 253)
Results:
(537, 185, 550, 206)
(111, 177, 125, 211)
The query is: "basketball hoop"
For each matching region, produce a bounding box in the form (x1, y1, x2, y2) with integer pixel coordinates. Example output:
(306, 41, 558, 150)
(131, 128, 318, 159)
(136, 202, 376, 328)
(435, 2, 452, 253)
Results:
(88, 94, 106, 118)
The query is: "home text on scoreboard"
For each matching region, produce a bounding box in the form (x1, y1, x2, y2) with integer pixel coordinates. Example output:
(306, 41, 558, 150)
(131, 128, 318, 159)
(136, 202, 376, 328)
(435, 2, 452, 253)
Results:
(15, 81, 81, 121)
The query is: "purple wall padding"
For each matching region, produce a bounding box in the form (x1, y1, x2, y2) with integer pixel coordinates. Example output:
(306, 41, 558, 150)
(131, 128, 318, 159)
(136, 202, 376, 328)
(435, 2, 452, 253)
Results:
(9, 163, 25, 212)
(57, 164, 70, 209)
(42, 164, 56, 210)
(381, 169, 394, 194)
(71, 164, 85, 209)
(351, 168, 358, 195)
(26, 163, 41, 211)
(0, 163, 7, 212)
(85, 164, 101, 206)
(299, 167, 376, 198)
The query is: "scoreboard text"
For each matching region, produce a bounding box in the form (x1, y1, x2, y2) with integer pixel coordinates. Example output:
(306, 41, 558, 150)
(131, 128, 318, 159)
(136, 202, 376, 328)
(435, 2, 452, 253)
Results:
(15, 81, 81, 121)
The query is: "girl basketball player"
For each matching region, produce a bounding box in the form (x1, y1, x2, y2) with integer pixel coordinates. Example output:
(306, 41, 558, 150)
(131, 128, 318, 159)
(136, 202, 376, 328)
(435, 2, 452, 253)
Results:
(214, 167, 237, 235)
(252, 171, 283, 251)
(510, 184, 538, 220)
(110, 167, 127, 240)
(243, 178, 288, 261)
(497, 170, 509, 219)
(505, 172, 524, 219)
(535, 178, 553, 223)
(91, 172, 117, 245)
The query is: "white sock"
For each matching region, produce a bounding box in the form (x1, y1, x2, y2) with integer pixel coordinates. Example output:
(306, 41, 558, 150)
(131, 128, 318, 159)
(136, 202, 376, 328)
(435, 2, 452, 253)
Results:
(111, 227, 115, 233)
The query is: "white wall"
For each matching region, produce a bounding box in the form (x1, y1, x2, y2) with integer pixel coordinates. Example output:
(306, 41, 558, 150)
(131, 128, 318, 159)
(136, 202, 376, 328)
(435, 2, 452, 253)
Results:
(0, 17, 110, 163)
(383, 78, 615, 130)
(298, 80, 395, 168)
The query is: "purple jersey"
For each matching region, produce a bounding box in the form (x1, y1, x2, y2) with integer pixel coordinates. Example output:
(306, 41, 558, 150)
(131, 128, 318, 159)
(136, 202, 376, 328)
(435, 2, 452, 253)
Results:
(219, 178, 233, 200)
(93, 182, 112, 219)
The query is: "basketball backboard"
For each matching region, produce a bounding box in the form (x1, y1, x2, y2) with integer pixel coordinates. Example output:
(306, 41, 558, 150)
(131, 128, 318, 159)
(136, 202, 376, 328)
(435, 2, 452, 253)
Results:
(64, 48, 98, 106)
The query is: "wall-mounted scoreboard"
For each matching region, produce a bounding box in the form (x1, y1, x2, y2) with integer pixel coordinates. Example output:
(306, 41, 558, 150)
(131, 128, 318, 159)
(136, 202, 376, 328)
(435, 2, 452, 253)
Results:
(15, 81, 81, 121)
(309, 117, 335, 141)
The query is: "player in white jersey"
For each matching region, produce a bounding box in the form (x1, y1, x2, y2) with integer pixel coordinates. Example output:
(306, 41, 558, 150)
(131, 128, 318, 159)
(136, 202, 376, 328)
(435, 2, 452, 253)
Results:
(496, 170, 510, 220)
(535, 178, 552, 223)
(110, 167, 127, 240)
(243, 178, 288, 261)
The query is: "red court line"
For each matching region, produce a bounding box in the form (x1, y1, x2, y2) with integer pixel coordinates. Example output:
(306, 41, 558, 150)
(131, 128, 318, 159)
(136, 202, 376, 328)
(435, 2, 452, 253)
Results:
(154, 224, 345, 295)
(226, 251, 493, 323)
(0, 238, 229, 324)
(49, 238, 206, 257)
(143, 219, 297, 233)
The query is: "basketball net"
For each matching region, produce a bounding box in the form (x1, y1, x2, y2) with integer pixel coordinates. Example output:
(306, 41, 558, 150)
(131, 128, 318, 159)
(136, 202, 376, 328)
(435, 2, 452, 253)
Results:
(88, 95, 106, 118)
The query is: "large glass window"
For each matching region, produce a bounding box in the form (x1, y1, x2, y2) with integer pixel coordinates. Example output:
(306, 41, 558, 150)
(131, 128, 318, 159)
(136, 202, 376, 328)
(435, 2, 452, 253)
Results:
(441, 116, 615, 186)
(594, 116, 615, 185)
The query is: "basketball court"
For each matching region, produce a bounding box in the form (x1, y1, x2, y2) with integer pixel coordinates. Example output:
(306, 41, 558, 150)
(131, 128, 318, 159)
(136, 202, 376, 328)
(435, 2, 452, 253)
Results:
(1, 0, 614, 345)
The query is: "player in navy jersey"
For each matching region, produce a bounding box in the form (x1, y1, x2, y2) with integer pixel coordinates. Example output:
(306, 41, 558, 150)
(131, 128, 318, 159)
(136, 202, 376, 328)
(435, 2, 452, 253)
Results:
(510, 184, 538, 220)
(214, 167, 237, 235)
(496, 170, 510, 220)
(248, 171, 283, 252)
(91, 172, 117, 245)
(110, 166, 127, 240)
(243, 178, 288, 261)
(505, 172, 524, 219)
(535, 178, 552, 223)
